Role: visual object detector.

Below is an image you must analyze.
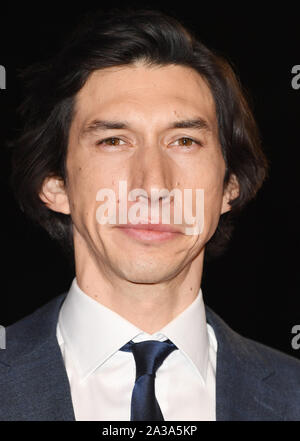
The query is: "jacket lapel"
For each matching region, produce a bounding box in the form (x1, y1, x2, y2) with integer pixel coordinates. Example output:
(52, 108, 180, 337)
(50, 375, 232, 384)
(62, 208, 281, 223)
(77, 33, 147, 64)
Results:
(205, 306, 288, 421)
(0, 293, 75, 421)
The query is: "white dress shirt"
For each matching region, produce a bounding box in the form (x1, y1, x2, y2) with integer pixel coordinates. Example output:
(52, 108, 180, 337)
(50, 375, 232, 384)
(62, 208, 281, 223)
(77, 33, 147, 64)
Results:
(56, 278, 217, 421)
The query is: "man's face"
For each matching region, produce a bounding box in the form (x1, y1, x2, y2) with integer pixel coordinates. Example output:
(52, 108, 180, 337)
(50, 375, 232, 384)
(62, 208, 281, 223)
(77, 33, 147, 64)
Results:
(57, 63, 232, 283)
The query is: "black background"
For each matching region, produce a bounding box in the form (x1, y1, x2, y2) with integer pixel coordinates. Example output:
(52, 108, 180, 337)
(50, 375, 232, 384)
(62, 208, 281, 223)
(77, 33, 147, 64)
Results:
(0, 2, 299, 358)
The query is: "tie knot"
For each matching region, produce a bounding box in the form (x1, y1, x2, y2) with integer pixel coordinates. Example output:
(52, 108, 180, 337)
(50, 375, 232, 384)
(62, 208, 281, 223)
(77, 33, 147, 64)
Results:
(120, 339, 178, 379)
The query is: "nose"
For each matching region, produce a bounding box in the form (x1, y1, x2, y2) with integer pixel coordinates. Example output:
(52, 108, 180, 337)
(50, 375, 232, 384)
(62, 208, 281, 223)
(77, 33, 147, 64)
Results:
(131, 143, 173, 207)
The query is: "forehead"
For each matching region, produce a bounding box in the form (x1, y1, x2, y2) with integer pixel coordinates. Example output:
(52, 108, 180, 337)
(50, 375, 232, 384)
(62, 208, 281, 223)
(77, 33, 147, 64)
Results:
(73, 63, 217, 129)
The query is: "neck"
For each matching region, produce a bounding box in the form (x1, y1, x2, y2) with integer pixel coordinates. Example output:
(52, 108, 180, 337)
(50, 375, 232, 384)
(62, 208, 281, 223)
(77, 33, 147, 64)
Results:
(73, 236, 205, 334)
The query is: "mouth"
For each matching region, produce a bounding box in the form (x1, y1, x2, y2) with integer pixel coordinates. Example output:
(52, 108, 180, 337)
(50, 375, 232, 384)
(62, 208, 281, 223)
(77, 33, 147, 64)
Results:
(116, 222, 182, 242)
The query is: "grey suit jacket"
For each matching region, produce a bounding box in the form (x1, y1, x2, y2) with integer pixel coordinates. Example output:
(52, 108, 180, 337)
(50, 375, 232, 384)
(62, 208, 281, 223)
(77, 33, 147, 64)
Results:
(1, 293, 300, 421)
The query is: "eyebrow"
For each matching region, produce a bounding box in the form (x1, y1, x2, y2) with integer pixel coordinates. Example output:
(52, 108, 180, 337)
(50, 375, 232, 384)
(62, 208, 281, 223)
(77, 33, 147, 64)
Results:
(80, 117, 212, 138)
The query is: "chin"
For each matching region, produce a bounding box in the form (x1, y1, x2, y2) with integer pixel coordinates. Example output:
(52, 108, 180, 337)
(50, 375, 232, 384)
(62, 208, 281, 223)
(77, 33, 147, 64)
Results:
(116, 260, 180, 285)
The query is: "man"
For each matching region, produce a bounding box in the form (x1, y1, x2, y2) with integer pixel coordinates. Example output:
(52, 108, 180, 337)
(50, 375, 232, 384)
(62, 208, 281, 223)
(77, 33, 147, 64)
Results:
(2, 8, 300, 421)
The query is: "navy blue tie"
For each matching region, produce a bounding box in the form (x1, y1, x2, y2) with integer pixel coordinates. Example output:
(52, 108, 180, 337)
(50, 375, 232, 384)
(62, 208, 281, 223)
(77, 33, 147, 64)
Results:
(119, 339, 178, 421)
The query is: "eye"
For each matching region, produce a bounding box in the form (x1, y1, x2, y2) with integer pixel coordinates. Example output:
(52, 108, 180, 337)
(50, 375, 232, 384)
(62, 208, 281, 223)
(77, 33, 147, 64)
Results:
(170, 137, 202, 148)
(96, 137, 126, 146)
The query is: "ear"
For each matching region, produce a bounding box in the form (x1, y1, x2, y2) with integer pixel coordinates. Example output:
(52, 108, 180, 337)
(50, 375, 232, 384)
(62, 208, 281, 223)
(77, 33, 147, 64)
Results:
(39, 176, 70, 215)
(221, 174, 239, 214)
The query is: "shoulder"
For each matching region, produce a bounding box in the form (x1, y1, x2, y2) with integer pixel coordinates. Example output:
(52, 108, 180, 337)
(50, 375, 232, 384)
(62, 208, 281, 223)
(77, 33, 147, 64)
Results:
(0, 293, 74, 421)
(241, 332, 300, 381)
(206, 305, 300, 420)
(206, 305, 300, 386)
(0, 293, 67, 366)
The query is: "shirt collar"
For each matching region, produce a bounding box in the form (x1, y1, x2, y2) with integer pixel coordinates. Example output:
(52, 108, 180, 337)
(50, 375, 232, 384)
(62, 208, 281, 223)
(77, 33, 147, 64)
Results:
(58, 277, 210, 384)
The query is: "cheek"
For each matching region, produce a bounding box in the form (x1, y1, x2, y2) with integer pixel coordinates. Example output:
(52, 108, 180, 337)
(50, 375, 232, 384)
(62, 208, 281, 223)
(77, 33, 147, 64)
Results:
(66, 162, 99, 224)
(192, 152, 225, 195)
(205, 168, 225, 200)
(68, 170, 125, 231)
(66, 138, 125, 228)
(192, 153, 226, 218)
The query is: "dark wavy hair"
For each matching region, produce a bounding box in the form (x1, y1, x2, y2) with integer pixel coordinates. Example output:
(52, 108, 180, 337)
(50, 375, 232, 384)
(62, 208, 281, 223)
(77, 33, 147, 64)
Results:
(9, 7, 268, 263)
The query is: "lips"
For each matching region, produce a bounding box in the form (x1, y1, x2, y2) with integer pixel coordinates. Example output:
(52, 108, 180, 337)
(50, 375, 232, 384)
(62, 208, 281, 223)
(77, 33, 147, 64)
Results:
(116, 221, 182, 242)
(117, 222, 182, 233)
